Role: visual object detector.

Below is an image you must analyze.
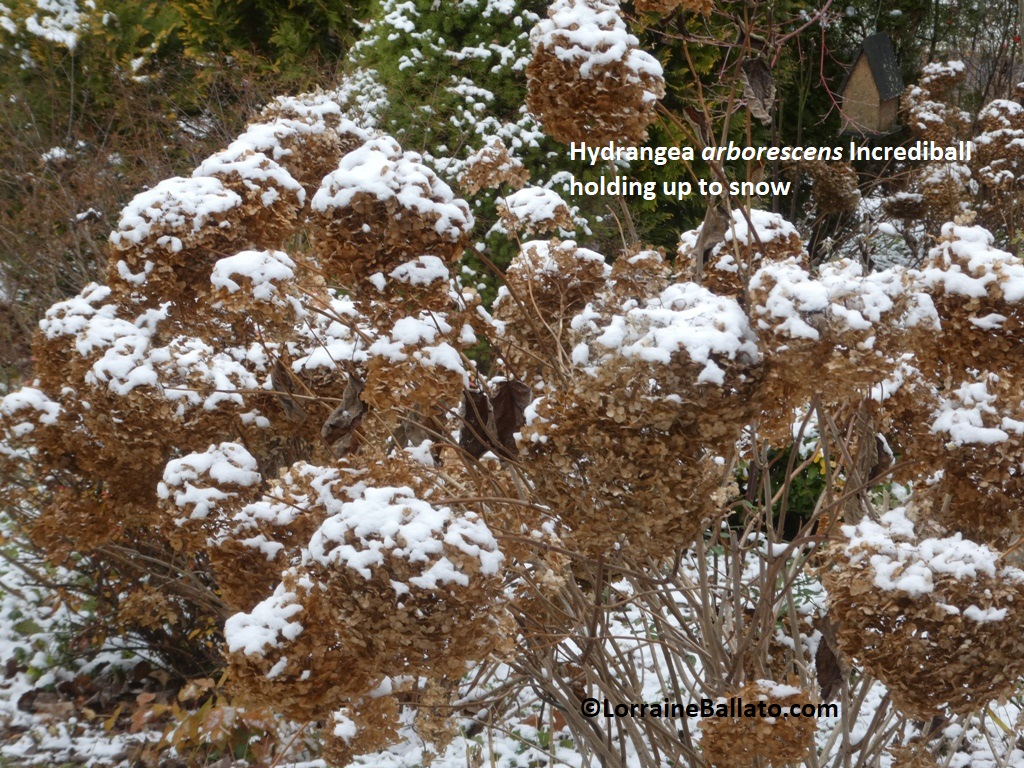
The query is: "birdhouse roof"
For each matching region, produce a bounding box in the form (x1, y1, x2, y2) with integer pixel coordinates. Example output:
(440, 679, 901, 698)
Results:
(841, 32, 904, 101)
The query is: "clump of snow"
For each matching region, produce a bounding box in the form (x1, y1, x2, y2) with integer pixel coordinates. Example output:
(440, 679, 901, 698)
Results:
(749, 259, 829, 340)
(211, 250, 296, 301)
(366, 311, 469, 380)
(193, 144, 306, 205)
(37, 283, 113, 340)
(224, 583, 304, 656)
(840, 508, 1024, 600)
(754, 680, 803, 699)
(290, 294, 371, 373)
(499, 186, 572, 230)
(900, 291, 940, 332)
(0, 6, 15, 37)
(332, 710, 358, 741)
(41, 146, 70, 164)
(929, 374, 1023, 447)
(917, 223, 1024, 301)
(23, 0, 85, 49)
(158, 443, 261, 523)
(389, 255, 450, 286)
(0, 388, 61, 428)
(752, 259, 918, 344)
(722, 208, 800, 247)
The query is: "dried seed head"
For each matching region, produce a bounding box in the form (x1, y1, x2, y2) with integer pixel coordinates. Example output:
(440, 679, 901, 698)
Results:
(225, 471, 510, 720)
(497, 186, 575, 237)
(824, 508, 1024, 718)
(460, 137, 530, 194)
(699, 680, 817, 768)
(310, 137, 473, 294)
(526, 0, 665, 145)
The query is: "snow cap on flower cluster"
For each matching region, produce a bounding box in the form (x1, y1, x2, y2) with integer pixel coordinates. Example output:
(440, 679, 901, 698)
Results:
(312, 136, 473, 240)
(679, 209, 808, 300)
(211, 250, 297, 303)
(289, 295, 370, 374)
(750, 259, 905, 342)
(110, 176, 242, 254)
(158, 442, 261, 523)
(573, 282, 760, 386)
(918, 223, 1024, 302)
(35, 281, 263, 410)
(722, 208, 799, 247)
(929, 373, 1024, 447)
(531, 0, 663, 82)
(839, 507, 1023, 600)
(388, 255, 450, 287)
(193, 144, 306, 206)
(304, 484, 503, 588)
(224, 582, 304, 656)
(526, 0, 665, 144)
(497, 186, 575, 236)
(0, 387, 61, 443)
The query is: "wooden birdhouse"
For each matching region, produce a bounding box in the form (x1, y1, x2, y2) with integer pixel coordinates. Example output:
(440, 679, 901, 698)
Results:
(839, 33, 904, 135)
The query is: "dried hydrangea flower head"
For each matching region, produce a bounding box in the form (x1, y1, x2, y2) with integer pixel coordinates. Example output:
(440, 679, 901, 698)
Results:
(824, 508, 1024, 718)
(245, 92, 371, 195)
(208, 249, 304, 336)
(902, 371, 1024, 545)
(310, 136, 473, 297)
(459, 136, 530, 194)
(492, 238, 610, 384)
(677, 208, 807, 299)
(323, 697, 402, 768)
(521, 280, 759, 555)
(192, 145, 307, 248)
(912, 223, 1024, 384)
(803, 160, 861, 216)
(903, 61, 969, 146)
(226, 472, 509, 725)
(609, 246, 670, 302)
(106, 141, 307, 308)
(911, 468, 1021, 548)
(360, 303, 475, 423)
(526, 0, 665, 145)
(698, 680, 818, 768)
(497, 186, 576, 237)
(157, 441, 263, 555)
(749, 256, 912, 434)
